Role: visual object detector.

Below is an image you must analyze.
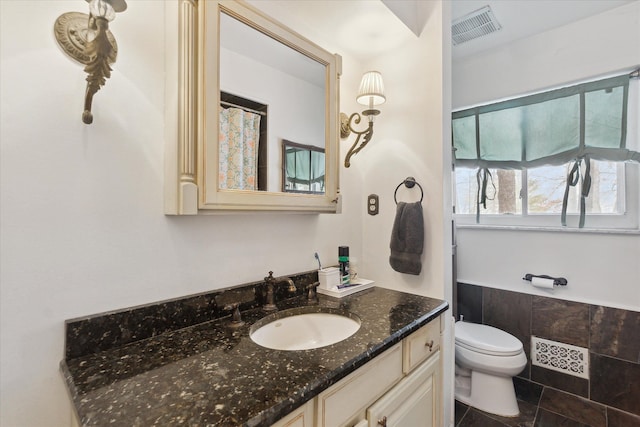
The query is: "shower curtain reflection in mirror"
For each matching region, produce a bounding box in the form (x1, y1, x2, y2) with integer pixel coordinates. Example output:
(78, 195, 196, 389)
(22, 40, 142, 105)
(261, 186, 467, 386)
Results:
(219, 107, 261, 190)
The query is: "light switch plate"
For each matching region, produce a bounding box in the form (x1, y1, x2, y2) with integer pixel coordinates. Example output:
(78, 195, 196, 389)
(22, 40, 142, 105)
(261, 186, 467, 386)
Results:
(367, 194, 379, 215)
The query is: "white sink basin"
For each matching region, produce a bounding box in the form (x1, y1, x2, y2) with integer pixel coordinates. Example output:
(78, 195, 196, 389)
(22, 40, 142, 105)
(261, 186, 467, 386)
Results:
(250, 309, 361, 351)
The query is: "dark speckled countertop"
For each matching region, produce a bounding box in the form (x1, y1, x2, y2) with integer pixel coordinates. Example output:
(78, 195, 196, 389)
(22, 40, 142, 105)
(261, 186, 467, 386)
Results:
(61, 283, 448, 426)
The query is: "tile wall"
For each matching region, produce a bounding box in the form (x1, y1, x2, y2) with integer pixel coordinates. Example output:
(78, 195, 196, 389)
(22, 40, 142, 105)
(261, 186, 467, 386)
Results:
(456, 283, 640, 426)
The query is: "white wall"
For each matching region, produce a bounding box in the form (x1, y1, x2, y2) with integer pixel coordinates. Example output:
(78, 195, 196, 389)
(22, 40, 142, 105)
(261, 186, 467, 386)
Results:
(0, 1, 450, 426)
(453, 2, 640, 108)
(358, 2, 451, 301)
(453, 2, 640, 311)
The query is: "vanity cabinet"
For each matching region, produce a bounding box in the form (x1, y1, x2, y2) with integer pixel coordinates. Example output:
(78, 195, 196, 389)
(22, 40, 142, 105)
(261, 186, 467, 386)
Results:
(307, 314, 442, 427)
(271, 400, 314, 427)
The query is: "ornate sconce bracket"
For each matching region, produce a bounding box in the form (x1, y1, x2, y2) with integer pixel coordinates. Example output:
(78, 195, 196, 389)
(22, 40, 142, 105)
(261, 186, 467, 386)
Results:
(54, 1, 124, 125)
(54, 12, 118, 65)
(341, 111, 376, 168)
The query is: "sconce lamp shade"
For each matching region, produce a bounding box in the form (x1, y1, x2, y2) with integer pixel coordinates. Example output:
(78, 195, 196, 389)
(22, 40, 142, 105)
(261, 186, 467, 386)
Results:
(356, 71, 385, 106)
(341, 71, 385, 167)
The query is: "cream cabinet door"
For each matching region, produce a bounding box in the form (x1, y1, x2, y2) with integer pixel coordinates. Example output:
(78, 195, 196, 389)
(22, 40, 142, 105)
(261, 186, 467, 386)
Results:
(70, 411, 80, 427)
(272, 400, 314, 427)
(366, 350, 441, 427)
(316, 344, 403, 427)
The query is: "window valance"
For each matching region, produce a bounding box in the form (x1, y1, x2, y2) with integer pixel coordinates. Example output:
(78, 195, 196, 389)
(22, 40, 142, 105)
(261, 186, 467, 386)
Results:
(452, 74, 639, 169)
(452, 73, 639, 228)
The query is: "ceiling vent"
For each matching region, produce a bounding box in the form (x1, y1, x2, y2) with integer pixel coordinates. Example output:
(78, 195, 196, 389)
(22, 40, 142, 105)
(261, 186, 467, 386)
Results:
(452, 6, 502, 46)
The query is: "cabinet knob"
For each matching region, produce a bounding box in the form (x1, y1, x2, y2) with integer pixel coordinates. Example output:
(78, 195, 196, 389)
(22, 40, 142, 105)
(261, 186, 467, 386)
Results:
(377, 415, 387, 427)
(425, 339, 434, 351)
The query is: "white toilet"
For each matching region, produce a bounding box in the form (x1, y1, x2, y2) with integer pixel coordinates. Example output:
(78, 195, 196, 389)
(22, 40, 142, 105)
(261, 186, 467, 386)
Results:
(454, 321, 527, 417)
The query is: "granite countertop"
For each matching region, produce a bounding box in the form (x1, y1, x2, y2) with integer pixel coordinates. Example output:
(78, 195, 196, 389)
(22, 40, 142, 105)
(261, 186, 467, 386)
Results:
(61, 286, 448, 426)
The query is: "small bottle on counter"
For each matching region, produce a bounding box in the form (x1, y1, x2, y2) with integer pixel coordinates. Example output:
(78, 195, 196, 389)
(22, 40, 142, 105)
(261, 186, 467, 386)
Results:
(339, 246, 350, 285)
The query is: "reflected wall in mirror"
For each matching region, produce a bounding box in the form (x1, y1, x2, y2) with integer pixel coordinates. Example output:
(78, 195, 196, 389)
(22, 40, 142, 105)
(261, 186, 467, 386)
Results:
(282, 140, 325, 194)
(164, 0, 341, 214)
(219, 11, 326, 194)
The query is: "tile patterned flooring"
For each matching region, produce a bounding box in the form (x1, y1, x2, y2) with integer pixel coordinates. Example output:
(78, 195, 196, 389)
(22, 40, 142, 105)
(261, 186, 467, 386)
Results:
(455, 395, 640, 427)
(455, 398, 542, 427)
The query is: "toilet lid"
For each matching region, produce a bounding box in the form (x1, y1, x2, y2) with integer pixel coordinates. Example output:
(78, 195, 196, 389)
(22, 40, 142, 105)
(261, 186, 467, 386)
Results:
(455, 321, 523, 356)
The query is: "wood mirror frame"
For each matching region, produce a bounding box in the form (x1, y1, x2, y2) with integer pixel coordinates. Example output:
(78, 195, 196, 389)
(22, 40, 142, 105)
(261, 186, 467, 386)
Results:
(165, 0, 341, 214)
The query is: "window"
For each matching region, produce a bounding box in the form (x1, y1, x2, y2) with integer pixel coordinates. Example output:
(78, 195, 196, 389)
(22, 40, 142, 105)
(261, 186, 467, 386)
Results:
(282, 140, 325, 194)
(452, 73, 639, 230)
(454, 161, 638, 229)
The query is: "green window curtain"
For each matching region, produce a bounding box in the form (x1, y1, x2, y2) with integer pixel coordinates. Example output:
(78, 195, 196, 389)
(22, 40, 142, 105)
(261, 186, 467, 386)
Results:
(452, 73, 639, 227)
(294, 150, 310, 188)
(585, 85, 625, 149)
(310, 151, 325, 192)
(284, 146, 325, 193)
(452, 115, 477, 161)
(285, 149, 310, 191)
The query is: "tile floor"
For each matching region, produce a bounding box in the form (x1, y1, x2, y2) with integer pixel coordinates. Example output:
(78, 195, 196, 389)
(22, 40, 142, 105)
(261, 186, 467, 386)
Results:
(455, 398, 538, 427)
(455, 393, 640, 427)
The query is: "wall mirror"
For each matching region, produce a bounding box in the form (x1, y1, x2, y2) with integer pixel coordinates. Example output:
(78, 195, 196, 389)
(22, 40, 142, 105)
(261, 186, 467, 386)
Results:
(167, 0, 341, 214)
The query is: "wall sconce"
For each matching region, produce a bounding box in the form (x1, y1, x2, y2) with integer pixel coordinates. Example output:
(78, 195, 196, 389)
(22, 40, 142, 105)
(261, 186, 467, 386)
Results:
(340, 71, 386, 168)
(53, 0, 127, 124)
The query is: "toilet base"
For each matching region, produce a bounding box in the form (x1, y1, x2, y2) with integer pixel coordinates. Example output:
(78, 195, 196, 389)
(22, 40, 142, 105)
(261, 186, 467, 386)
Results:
(455, 370, 520, 417)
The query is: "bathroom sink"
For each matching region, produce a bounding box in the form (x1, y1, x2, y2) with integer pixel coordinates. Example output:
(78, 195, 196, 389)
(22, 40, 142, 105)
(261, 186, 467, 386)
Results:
(250, 308, 361, 351)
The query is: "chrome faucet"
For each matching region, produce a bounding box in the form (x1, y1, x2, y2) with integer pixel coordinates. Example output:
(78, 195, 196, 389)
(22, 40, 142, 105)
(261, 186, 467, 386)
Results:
(263, 271, 296, 311)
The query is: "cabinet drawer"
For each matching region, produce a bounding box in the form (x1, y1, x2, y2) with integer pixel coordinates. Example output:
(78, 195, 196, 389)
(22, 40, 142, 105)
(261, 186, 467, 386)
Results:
(402, 316, 441, 374)
(316, 343, 403, 427)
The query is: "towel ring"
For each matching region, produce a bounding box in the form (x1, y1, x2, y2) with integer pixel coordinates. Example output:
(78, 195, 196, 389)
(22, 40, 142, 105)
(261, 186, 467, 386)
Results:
(394, 177, 424, 204)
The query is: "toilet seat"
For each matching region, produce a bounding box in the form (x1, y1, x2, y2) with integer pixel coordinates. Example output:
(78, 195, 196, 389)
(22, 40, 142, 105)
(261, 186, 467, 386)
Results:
(455, 321, 523, 356)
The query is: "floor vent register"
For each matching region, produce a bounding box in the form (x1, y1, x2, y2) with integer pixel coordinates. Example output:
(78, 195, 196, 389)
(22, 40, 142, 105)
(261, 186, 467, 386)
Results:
(531, 336, 589, 379)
